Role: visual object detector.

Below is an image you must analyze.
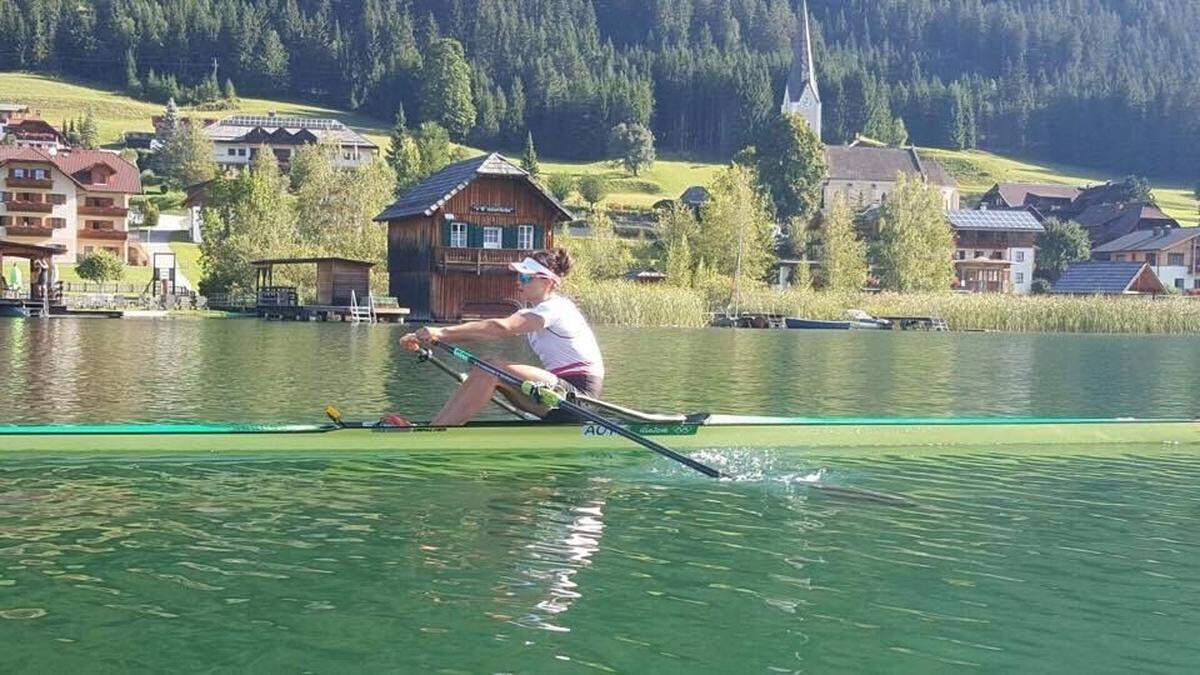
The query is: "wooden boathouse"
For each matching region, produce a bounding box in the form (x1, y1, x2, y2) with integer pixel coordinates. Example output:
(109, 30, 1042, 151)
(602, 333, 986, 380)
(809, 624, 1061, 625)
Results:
(373, 153, 574, 321)
(250, 256, 408, 322)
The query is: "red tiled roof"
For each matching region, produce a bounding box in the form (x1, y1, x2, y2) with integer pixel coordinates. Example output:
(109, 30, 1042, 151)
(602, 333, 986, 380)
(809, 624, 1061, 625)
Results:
(0, 146, 141, 194)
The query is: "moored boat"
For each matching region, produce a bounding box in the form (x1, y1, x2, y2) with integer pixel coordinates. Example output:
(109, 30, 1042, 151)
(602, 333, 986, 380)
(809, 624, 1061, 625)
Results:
(0, 303, 30, 318)
(785, 317, 883, 330)
(0, 415, 1195, 457)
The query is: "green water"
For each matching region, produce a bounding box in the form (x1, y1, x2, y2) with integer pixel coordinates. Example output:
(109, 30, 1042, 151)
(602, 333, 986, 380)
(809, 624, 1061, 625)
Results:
(1, 320, 1199, 672)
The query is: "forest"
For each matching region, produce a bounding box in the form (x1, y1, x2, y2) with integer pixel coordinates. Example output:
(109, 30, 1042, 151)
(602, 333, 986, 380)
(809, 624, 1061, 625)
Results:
(1, 0, 1197, 177)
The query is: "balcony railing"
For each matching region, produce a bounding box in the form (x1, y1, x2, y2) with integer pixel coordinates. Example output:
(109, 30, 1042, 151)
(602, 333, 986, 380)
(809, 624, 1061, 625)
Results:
(78, 205, 129, 217)
(5, 177, 53, 189)
(3, 199, 53, 213)
(4, 225, 55, 237)
(434, 246, 530, 272)
(78, 229, 128, 241)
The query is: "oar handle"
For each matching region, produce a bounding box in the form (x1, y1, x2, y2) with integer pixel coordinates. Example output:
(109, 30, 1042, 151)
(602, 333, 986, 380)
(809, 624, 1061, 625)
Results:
(431, 340, 725, 479)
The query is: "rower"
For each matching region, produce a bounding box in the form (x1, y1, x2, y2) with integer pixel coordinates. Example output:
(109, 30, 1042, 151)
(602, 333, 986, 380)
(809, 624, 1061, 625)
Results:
(390, 248, 605, 426)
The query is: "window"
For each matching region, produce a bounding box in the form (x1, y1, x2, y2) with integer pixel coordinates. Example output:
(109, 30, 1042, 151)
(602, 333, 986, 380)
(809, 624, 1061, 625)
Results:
(1146, 253, 1157, 265)
(1114, 254, 1126, 262)
(1015, 250, 1025, 263)
(1174, 278, 1185, 290)
(49, 193, 66, 205)
(483, 226, 502, 249)
(0, 191, 8, 201)
(1168, 253, 1185, 266)
(33, 169, 48, 180)
(518, 225, 534, 250)
(974, 250, 983, 259)
(49, 218, 66, 229)
(1015, 272, 1024, 284)
(228, 148, 238, 156)
(450, 222, 467, 248)
(1195, 279, 1200, 290)
(10, 168, 25, 178)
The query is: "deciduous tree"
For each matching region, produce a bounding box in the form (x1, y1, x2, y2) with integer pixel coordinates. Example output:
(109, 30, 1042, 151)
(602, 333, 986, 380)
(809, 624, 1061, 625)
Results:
(818, 193, 869, 291)
(752, 113, 826, 222)
(875, 173, 955, 292)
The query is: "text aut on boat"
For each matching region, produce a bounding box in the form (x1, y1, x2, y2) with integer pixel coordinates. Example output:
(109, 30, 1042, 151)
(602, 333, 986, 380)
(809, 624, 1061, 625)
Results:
(388, 248, 605, 426)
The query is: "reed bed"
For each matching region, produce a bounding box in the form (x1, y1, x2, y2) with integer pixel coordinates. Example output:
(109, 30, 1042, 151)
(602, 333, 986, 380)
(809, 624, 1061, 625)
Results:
(566, 280, 709, 327)
(571, 281, 1200, 333)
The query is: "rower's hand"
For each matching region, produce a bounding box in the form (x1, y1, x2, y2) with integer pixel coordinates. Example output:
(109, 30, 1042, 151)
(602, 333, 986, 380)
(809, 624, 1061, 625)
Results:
(400, 326, 443, 351)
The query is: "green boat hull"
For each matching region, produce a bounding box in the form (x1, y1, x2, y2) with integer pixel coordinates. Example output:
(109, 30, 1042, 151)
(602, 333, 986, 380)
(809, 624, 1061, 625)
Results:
(0, 416, 1196, 458)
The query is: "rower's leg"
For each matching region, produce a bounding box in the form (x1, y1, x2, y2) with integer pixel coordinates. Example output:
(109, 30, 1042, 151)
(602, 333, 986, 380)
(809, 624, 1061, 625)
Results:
(430, 363, 556, 425)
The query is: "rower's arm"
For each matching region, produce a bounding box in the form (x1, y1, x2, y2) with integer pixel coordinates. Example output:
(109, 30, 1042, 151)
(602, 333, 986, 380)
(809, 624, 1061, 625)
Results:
(438, 312, 544, 341)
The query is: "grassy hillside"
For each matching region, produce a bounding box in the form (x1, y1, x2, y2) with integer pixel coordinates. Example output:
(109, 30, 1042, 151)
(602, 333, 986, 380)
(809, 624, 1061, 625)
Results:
(0, 72, 392, 150)
(539, 158, 722, 210)
(3, 71, 1193, 223)
(924, 148, 1198, 225)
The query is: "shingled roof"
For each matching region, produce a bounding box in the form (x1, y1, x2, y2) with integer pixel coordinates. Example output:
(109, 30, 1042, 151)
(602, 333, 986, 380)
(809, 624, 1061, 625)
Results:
(1051, 261, 1164, 295)
(373, 153, 573, 222)
(784, 0, 819, 105)
(986, 183, 1082, 208)
(825, 146, 955, 187)
(1070, 202, 1177, 247)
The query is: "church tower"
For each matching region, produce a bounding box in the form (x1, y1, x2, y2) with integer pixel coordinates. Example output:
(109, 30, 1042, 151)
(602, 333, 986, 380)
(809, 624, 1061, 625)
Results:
(781, 0, 821, 140)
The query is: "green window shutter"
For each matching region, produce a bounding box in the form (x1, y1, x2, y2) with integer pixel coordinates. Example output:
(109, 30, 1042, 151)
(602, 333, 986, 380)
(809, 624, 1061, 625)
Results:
(468, 224, 483, 248)
(502, 227, 517, 249)
(533, 225, 545, 249)
(442, 221, 452, 246)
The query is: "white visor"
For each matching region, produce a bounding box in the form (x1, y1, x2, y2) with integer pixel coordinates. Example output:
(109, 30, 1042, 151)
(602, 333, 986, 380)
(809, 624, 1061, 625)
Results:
(509, 257, 561, 283)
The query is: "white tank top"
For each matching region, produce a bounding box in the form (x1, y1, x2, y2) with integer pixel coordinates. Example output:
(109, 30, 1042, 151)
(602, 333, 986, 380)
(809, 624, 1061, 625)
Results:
(519, 295, 605, 378)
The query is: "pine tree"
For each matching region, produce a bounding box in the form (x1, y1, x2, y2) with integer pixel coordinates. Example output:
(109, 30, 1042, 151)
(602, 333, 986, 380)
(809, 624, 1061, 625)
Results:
(78, 109, 100, 149)
(124, 50, 141, 97)
(161, 99, 180, 139)
(521, 132, 540, 177)
(420, 38, 475, 139)
(223, 79, 238, 103)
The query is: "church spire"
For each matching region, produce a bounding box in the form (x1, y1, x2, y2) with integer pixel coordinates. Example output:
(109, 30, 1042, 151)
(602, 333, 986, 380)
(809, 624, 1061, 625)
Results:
(781, 0, 822, 140)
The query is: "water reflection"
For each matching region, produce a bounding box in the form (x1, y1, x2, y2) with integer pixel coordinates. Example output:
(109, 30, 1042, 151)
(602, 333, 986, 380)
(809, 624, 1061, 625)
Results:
(2, 320, 1199, 423)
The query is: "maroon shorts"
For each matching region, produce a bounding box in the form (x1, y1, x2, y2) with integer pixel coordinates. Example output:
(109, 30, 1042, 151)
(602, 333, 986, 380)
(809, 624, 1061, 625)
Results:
(542, 373, 603, 423)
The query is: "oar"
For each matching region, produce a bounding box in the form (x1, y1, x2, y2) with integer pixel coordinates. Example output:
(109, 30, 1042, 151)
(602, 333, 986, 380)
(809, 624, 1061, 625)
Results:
(429, 340, 725, 479)
(415, 347, 538, 420)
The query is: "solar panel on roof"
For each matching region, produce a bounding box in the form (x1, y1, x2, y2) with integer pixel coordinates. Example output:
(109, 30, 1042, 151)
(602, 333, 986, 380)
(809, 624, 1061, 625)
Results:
(221, 116, 345, 131)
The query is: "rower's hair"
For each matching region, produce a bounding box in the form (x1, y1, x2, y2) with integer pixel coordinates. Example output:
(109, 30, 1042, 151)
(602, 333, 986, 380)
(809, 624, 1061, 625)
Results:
(532, 248, 573, 278)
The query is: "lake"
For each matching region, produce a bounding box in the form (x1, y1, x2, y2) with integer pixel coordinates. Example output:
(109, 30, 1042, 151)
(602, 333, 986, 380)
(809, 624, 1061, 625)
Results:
(1, 319, 1198, 671)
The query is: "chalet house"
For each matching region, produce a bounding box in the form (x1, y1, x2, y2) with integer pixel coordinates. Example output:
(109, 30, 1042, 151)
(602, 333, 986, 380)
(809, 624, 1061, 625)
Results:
(1092, 227, 1200, 293)
(1, 118, 68, 153)
(0, 104, 30, 124)
(823, 144, 959, 212)
(202, 113, 377, 170)
(948, 210, 1043, 294)
(1070, 202, 1177, 248)
(0, 147, 143, 264)
(979, 183, 1081, 215)
(1051, 261, 1164, 295)
(373, 153, 573, 321)
(976, 180, 1179, 248)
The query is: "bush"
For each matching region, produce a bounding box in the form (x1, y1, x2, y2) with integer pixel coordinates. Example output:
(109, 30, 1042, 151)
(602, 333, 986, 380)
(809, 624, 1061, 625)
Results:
(1031, 278, 1052, 295)
(75, 250, 125, 283)
(578, 174, 610, 207)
